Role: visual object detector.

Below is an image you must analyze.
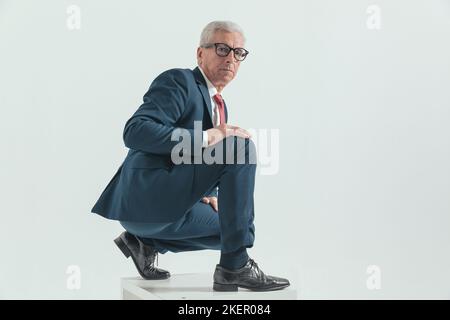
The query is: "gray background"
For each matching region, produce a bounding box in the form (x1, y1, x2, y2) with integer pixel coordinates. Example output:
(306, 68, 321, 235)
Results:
(0, 0, 449, 299)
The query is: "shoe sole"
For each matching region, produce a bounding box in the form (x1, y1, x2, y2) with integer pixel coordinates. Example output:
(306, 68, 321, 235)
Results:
(114, 236, 170, 280)
(213, 282, 290, 292)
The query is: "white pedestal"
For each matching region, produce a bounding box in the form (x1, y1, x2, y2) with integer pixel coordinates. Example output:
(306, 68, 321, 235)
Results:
(121, 273, 297, 300)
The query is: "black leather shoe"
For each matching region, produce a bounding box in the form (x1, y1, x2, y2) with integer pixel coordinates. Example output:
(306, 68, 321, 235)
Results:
(213, 258, 290, 292)
(114, 231, 170, 280)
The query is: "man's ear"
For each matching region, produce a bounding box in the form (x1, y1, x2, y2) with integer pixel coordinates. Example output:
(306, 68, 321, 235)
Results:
(197, 47, 203, 64)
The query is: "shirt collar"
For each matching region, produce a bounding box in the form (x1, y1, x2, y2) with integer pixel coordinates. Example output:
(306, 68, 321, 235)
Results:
(198, 66, 220, 98)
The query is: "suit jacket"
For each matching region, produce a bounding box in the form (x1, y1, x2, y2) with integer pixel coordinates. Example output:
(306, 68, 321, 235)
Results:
(91, 67, 228, 223)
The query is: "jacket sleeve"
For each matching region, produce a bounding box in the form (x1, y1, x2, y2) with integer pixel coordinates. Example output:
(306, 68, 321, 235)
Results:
(123, 69, 198, 155)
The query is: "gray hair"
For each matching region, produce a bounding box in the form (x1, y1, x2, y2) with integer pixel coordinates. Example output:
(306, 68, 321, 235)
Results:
(199, 21, 246, 47)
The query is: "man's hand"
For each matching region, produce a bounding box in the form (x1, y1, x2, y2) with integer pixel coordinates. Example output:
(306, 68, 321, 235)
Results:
(206, 124, 252, 146)
(201, 196, 218, 212)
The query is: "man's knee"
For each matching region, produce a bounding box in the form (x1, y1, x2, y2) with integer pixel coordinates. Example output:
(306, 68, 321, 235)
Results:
(226, 136, 257, 165)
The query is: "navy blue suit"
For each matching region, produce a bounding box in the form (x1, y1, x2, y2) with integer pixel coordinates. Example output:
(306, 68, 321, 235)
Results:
(91, 67, 256, 256)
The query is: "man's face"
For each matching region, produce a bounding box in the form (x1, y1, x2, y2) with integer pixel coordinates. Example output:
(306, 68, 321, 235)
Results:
(197, 31, 245, 91)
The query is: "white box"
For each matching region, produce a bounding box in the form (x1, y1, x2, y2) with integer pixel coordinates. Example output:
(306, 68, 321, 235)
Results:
(121, 273, 297, 300)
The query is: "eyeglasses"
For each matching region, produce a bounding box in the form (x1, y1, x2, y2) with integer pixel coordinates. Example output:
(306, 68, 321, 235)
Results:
(202, 43, 249, 61)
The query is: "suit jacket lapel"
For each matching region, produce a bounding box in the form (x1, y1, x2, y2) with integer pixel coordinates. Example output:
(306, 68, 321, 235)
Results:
(193, 67, 213, 127)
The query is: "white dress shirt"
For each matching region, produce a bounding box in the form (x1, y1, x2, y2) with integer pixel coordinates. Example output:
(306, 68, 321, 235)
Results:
(198, 66, 224, 147)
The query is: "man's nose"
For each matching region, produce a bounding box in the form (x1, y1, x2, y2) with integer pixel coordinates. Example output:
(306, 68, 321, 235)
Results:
(225, 51, 238, 64)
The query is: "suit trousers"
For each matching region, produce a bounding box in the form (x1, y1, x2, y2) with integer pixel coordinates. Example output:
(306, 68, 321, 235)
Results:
(119, 136, 257, 256)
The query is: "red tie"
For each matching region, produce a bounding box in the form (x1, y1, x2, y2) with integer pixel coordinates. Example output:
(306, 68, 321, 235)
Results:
(213, 93, 226, 125)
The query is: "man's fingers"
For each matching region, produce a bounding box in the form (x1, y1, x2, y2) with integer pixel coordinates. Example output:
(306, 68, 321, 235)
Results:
(201, 197, 210, 204)
(226, 127, 251, 138)
(210, 197, 218, 212)
(202, 196, 218, 211)
(208, 125, 252, 145)
(227, 124, 250, 134)
(230, 129, 251, 139)
(236, 127, 252, 137)
(235, 131, 250, 139)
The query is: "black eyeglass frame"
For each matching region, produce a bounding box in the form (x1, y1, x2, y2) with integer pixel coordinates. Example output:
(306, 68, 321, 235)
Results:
(202, 43, 250, 61)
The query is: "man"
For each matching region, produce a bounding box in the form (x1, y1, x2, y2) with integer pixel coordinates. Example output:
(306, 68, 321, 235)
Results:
(91, 21, 290, 292)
